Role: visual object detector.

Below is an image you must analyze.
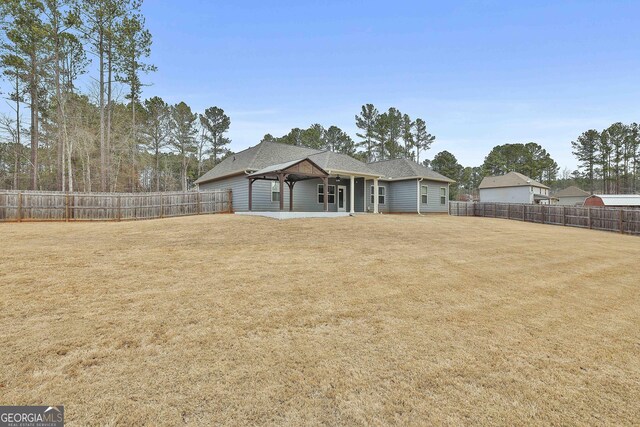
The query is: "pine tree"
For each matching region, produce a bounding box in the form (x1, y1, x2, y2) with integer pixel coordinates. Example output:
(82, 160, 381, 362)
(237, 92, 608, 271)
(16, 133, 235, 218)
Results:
(199, 106, 231, 166)
(571, 129, 599, 194)
(169, 101, 197, 191)
(401, 114, 414, 159)
(1, 0, 51, 189)
(355, 104, 378, 162)
(385, 108, 403, 159)
(141, 96, 170, 191)
(324, 125, 355, 154)
(413, 118, 435, 164)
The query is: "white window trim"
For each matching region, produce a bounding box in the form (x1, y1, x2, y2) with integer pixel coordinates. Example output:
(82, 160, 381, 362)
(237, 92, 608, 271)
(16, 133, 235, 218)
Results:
(370, 185, 385, 205)
(271, 181, 280, 202)
(421, 184, 428, 204)
(440, 187, 447, 205)
(317, 184, 336, 204)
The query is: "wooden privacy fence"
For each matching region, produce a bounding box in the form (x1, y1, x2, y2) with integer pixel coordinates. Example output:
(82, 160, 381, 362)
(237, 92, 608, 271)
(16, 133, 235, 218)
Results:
(0, 189, 232, 222)
(449, 201, 640, 235)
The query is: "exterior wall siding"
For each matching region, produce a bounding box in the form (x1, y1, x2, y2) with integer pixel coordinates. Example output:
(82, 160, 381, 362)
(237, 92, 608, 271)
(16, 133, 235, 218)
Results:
(417, 180, 450, 213)
(389, 180, 417, 212)
(201, 175, 449, 213)
(200, 175, 366, 212)
(480, 186, 533, 204)
(199, 174, 250, 211)
(557, 196, 588, 206)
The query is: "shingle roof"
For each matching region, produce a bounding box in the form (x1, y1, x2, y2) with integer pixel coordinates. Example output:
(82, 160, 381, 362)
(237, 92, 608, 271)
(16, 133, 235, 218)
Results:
(195, 141, 457, 184)
(195, 141, 322, 184)
(307, 151, 379, 176)
(247, 157, 329, 178)
(554, 186, 590, 198)
(367, 158, 455, 183)
(478, 171, 549, 189)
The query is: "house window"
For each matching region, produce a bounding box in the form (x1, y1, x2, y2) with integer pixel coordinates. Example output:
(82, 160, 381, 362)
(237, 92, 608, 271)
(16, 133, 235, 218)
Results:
(317, 184, 335, 204)
(271, 181, 280, 202)
(370, 185, 385, 205)
(421, 185, 428, 204)
(440, 187, 447, 205)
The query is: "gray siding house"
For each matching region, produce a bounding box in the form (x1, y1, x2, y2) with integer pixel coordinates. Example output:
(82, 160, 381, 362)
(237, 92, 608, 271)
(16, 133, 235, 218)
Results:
(479, 171, 551, 204)
(553, 186, 590, 206)
(195, 141, 454, 214)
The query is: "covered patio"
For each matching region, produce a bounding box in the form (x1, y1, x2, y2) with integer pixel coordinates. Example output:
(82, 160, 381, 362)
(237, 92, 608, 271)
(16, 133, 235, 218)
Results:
(248, 158, 331, 212)
(246, 157, 382, 214)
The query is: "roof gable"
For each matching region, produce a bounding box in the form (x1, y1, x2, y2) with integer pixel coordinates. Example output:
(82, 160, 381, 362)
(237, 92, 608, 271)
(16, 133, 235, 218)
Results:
(195, 141, 323, 184)
(248, 157, 328, 179)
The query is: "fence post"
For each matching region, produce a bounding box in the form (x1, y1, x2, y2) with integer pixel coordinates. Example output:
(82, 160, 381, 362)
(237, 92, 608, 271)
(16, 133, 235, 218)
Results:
(541, 205, 545, 224)
(17, 192, 22, 222)
(65, 192, 69, 222)
(619, 209, 624, 234)
(588, 207, 592, 229)
(523, 204, 526, 222)
(507, 203, 511, 219)
(196, 192, 201, 215)
(562, 206, 566, 226)
(227, 189, 233, 213)
(117, 195, 122, 222)
(160, 194, 164, 218)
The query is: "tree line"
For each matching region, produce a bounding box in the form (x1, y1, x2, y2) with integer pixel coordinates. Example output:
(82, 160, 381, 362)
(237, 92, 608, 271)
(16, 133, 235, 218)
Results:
(571, 122, 640, 195)
(258, 103, 562, 201)
(260, 104, 437, 165)
(0, 0, 231, 192)
(0, 0, 568, 197)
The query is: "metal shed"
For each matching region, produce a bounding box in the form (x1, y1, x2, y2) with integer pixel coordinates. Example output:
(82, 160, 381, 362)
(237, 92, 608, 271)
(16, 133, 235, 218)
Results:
(583, 194, 640, 207)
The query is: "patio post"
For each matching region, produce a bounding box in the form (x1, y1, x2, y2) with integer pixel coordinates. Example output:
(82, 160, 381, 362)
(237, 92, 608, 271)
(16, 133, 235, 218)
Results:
(288, 181, 295, 212)
(363, 178, 367, 212)
(322, 176, 328, 212)
(349, 175, 355, 214)
(278, 173, 285, 211)
(248, 178, 253, 211)
(373, 177, 379, 214)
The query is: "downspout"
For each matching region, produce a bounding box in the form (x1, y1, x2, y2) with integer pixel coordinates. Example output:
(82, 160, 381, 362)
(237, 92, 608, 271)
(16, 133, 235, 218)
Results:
(417, 178, 424, 215)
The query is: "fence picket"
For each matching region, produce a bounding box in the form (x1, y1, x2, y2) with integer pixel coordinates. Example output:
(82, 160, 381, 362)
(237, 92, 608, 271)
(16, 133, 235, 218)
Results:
(0, 190, 231, 222)
(448, 201, 639, 236)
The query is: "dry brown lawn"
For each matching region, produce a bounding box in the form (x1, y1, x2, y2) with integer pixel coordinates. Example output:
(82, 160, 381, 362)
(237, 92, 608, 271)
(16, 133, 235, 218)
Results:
(1, 214, 639, 426)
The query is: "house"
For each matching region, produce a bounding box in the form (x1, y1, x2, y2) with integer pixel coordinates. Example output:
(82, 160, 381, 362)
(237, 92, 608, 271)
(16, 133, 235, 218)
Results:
(195, 141, 455, 215)
(478, 171, 551, 204)
(554, 186, 591, 206)
(583, 194, 640, 207)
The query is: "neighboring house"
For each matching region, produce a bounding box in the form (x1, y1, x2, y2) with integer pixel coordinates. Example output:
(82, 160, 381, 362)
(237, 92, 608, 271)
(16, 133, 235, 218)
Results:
(195, 141, 454, 214)
(583, 194, 640, 207)
(479, 171, 551, 204)
(554, 186, 591, 206)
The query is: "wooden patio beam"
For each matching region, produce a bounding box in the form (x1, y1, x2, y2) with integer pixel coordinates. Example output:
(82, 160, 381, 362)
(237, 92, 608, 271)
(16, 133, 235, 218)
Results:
(278, 173, 285, 211)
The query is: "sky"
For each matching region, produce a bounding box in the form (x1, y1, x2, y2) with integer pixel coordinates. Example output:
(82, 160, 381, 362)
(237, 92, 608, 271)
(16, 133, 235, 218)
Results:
(8, 0, 640, 171)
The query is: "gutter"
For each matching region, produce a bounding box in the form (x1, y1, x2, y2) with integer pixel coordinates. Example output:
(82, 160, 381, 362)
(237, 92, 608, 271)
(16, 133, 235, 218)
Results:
(417, 178, 424, 215)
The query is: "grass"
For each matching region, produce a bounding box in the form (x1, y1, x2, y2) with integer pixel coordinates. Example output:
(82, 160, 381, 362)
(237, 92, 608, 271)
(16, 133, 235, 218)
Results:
(1, 214, 639, 426)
